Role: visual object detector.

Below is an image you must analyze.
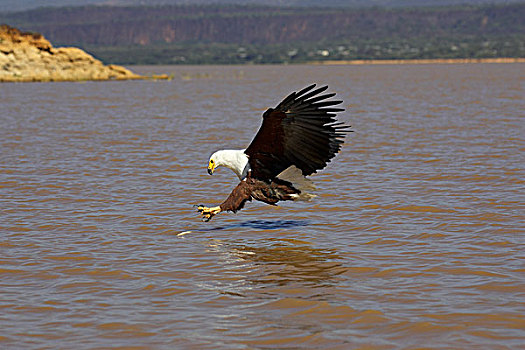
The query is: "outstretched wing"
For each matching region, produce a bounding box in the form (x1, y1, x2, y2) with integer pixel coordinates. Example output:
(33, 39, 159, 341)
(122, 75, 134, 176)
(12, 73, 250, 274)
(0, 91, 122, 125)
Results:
(244, 84, 351, 180)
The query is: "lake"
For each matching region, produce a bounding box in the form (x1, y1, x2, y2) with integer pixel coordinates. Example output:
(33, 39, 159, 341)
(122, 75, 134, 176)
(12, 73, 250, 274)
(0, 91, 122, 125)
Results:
(1, 63, 524, 349)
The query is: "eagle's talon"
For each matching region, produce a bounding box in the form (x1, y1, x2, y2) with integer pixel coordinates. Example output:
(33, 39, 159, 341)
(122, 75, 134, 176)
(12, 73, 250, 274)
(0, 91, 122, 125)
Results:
(196, 205, 221, 221)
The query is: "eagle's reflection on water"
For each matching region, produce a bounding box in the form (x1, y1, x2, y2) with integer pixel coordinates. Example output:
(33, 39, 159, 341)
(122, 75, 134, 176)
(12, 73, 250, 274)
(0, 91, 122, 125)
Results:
(198, 220, 348, 300)
(231, 243, 346, 286)
(207, 219, 309, 231)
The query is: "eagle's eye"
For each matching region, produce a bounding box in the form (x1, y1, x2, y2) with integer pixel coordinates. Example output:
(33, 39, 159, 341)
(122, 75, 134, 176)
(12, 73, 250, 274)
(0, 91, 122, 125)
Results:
(210, 160, 214, 164)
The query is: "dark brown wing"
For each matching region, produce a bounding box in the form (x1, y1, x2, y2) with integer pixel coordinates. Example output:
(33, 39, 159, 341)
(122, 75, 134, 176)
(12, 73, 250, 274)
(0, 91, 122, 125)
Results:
(244, 84, 351, 180)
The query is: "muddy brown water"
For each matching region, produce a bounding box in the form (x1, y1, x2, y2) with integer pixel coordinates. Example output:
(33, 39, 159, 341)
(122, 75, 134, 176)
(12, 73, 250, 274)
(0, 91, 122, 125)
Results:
(1, 64, 524, 349)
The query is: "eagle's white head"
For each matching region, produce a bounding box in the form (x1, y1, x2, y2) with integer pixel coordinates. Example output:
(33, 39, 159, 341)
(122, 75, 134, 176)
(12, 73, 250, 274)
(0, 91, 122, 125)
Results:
(208, 149, 250, 180)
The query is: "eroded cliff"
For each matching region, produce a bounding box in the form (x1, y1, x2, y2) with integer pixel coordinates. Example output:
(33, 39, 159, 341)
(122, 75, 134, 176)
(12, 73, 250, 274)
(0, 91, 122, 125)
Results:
(0, 25, 141, 82)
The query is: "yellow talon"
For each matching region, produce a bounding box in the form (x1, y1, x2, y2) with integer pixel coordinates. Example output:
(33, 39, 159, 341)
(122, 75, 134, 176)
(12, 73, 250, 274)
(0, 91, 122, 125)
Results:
(196, 205, 221, 222)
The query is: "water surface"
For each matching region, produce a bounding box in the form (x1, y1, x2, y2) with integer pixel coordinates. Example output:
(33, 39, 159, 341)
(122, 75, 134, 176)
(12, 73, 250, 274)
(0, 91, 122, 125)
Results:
(1, 64, 524, 349)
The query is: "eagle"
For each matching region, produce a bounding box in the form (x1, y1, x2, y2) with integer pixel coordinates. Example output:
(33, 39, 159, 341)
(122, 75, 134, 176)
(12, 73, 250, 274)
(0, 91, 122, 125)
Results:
(196, 84, 351, 221)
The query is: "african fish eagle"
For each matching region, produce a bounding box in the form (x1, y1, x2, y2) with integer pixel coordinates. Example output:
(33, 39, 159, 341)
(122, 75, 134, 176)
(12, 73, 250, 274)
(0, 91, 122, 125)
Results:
(197, 84, 351, 221)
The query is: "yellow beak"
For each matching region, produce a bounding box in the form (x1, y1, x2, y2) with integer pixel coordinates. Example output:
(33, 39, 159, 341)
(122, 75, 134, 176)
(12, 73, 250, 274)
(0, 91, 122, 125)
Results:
(207, 161, 215, 175)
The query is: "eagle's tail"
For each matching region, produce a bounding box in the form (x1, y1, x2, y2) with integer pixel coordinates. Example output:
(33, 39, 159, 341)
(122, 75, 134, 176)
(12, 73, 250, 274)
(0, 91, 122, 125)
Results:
(277, 166, 316, 201)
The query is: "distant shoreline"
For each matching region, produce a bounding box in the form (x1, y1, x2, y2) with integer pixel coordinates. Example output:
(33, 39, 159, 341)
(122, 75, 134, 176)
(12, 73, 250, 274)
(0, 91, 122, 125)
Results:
(310, 58, 525, 65)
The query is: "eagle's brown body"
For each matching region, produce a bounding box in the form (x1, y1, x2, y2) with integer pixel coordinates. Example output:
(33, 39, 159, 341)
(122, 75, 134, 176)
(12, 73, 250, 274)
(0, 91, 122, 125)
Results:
(219, 176, 299, 213)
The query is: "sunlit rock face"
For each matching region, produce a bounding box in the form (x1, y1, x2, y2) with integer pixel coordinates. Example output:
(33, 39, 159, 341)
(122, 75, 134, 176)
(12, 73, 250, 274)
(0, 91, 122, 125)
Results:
(0, 25, 142, 82)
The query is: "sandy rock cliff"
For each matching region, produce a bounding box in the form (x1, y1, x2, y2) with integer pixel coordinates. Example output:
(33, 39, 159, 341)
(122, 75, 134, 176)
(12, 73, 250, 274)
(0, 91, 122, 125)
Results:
(0, 25, 142, 82)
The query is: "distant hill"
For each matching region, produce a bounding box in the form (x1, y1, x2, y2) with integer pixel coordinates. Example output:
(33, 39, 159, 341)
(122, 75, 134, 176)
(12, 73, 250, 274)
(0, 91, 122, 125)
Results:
(4, 4, 524, 46)
(1, 0, 524, 12)
(1, 3, 524, 64)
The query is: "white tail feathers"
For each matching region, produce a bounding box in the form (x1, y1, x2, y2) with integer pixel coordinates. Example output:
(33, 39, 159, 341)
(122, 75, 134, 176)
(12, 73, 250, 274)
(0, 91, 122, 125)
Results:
(277, 166, 317, 201)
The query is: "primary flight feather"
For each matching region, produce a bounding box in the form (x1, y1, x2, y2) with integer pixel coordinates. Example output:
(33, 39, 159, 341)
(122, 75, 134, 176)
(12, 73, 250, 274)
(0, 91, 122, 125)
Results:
(197, 84, 351, 221)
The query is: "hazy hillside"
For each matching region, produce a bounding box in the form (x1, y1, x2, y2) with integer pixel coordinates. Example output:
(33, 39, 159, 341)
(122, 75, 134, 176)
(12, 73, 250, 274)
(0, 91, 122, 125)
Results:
(4, 0, 525, 12)
(2, 4, 524, 64)
(2, 0, 524, 12)
(5, 5, 522, 46)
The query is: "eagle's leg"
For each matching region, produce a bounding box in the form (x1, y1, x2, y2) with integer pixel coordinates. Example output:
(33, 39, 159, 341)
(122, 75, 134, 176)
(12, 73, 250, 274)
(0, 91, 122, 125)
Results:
(196, 205, 221, 222)
(196, 181, 252, 222)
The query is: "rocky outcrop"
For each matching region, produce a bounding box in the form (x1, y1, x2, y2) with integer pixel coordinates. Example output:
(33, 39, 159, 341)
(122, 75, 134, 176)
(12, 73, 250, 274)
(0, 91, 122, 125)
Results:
(0, 25, 142, 82)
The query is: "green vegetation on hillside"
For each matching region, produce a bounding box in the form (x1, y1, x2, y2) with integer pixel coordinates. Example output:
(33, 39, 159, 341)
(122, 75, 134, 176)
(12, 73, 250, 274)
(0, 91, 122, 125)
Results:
(83, 36, 525, 65)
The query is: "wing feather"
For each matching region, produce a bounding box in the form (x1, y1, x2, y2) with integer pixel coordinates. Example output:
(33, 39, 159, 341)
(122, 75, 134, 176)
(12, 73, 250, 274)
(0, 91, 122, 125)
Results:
(245, 84, 351, 179)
